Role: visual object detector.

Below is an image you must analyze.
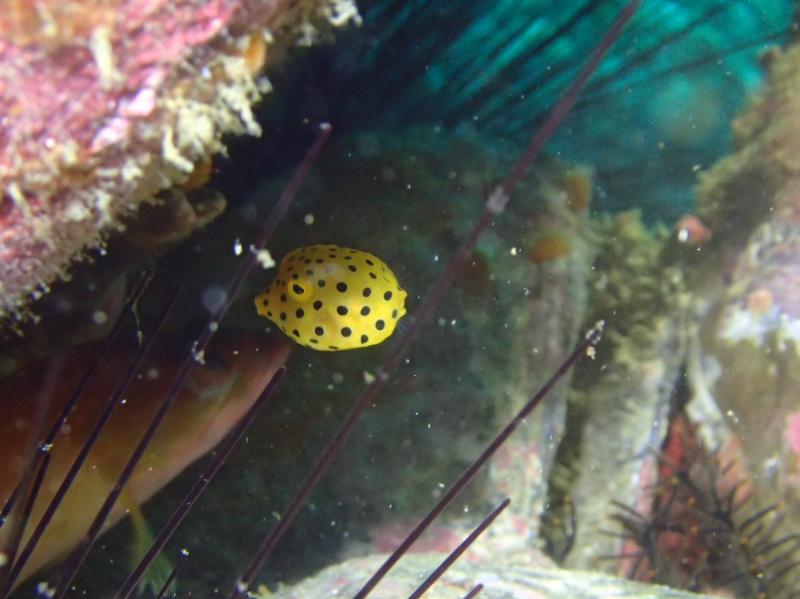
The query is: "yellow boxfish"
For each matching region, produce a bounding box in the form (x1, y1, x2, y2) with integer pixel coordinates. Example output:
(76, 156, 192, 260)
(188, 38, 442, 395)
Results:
(255, 245, 407, 350)
(0, 332, 290, 589)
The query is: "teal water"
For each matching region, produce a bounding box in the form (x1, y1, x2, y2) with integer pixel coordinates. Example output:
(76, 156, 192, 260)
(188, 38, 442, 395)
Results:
(224, 0, 792, 221)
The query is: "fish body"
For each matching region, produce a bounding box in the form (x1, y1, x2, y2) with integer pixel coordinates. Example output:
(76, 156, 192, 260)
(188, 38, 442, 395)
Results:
(0, 332, 290, 587)
(255, 245, 407, 350)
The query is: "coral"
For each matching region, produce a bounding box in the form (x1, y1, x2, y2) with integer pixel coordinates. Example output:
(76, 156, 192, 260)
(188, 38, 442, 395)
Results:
(0, 0, 360, 322)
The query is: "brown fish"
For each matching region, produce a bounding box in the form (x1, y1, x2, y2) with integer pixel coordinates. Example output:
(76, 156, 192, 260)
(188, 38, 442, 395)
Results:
(0, 332, 291, 587)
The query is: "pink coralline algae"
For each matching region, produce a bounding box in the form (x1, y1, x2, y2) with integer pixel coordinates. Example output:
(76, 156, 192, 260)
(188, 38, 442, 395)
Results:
(0, 0, 360, 322)
(785, 412, 800, 457)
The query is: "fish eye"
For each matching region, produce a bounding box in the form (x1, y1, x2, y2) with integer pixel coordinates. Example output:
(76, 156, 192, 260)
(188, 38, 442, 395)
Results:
(288, 277, 314, 302)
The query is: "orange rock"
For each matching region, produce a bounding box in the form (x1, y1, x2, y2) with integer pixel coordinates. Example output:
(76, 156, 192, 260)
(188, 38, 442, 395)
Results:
(183, 158, 214, 191)
(528, 233, 571, 263)
(562, 167, 593, 212)
(243, 31, 268, 75)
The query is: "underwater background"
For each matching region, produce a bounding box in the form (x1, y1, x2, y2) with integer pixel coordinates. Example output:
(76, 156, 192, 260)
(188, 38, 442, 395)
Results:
(226, 0, 792, 221)
(3, 0, 800, 597)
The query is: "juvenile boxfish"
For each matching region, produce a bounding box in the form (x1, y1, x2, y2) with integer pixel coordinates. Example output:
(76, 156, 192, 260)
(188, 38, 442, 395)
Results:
(255, 244, 407, 350)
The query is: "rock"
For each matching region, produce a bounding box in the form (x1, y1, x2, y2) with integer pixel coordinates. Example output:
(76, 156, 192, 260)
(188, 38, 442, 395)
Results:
(0, 0, 360, 322)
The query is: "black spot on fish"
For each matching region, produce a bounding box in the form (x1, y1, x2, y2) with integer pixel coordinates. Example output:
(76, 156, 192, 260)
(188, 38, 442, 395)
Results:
(361, 334, 369, 344)
(280, 312, 287, 321)
(341, 327, 352, 337)
(360, 306, 370, 316)
(318, 279, 326, 287)
(315, 326, 324, 336)
(337, 282, 348, 292)
(292, 284, 304, 295)
(313, 300, 323, 310)
(348, 265, 357, 272)
(363, 287, 372, 297)
(384, 291, 393, 301)
(296, 309, 304, 318)
(376, 320, 385, 331)
(369, 272, 377, 279)
(292, 329, 300, 337)
(337, 306, 348, 316)
(280, 294, 287, 303)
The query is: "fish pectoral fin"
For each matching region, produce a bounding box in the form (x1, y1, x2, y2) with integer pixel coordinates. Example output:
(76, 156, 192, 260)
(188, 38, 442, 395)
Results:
(127, 500, 175, 597)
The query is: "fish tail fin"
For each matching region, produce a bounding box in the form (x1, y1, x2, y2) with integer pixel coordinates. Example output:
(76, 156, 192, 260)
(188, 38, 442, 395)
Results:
(129, 501, 175, 596)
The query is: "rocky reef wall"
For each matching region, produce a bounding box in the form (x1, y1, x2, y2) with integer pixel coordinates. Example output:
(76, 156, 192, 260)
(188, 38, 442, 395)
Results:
(0, 0, 360, 322)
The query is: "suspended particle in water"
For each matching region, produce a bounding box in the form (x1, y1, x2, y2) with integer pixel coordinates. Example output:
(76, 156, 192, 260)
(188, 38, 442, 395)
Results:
(36, 581, 55, 597)
(250, 246, 275, 269)
(202, 285, 227, 312)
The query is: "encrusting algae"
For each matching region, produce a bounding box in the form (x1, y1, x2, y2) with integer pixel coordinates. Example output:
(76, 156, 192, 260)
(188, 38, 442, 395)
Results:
(0, 0, 362, 323)
(255, 245, 407, 350)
